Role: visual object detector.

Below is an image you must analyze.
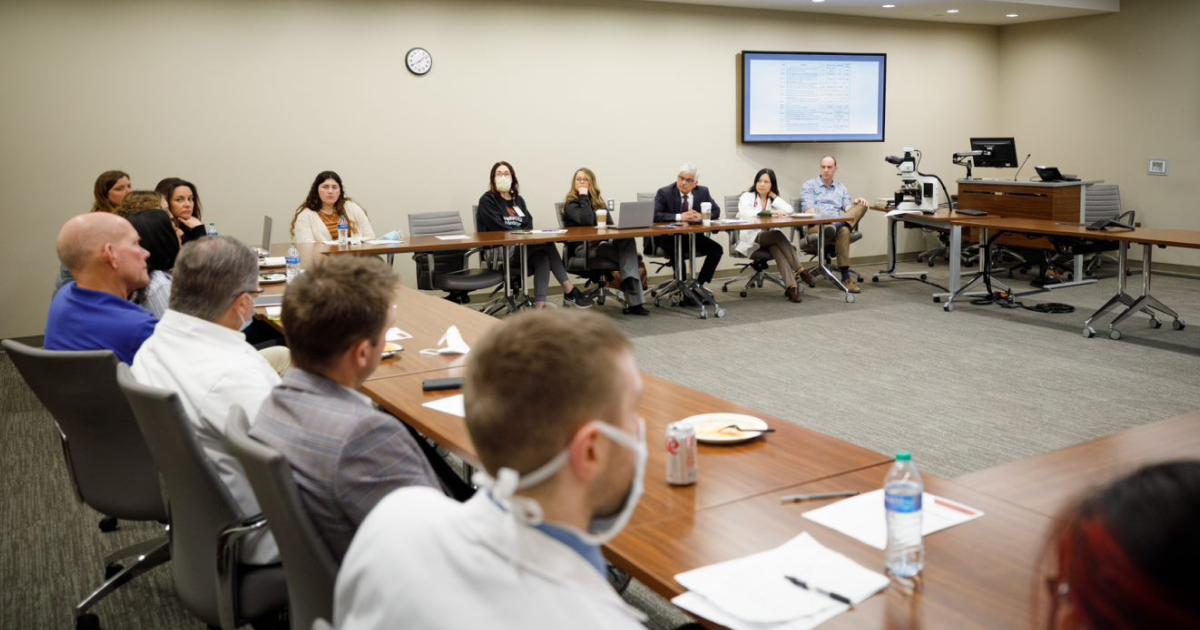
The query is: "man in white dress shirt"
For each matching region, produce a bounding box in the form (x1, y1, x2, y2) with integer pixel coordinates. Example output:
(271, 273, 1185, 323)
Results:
(335, 311, 648, 629)
(131, 235, 281, 564)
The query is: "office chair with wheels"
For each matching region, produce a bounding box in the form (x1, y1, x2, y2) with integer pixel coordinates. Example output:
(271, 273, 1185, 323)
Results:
(554, 202, 626, 308)
(1081, 185, 1135, 276)
(225, 409, 337, 630)
(408, 211, 506, 312)
(116, 364, 288, 630)
(789, 196, 865, 284)
(719, 194, 789, 298)
(2, 340, 169, 630)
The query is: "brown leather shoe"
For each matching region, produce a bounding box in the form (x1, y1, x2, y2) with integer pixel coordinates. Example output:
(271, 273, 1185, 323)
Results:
(796, 268, 816, 288)
(844, 278, 861, 294)
(786, 285, 803, 303)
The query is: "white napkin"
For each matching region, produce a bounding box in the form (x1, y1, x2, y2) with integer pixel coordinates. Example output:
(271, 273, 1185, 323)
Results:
(420, 325, 470, 356)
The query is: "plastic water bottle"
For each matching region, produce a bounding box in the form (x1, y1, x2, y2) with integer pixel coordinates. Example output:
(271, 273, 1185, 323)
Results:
(285, 245, 301, 283)
(884, 451, 924, 578)
(337, 215, 349, 246)
(206, 222, 218, 237)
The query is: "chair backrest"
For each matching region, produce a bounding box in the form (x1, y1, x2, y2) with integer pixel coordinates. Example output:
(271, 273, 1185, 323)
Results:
(553, 202, 565, 228)
(636, 191, 656, 204)
(724, 195, 741, 215)
(2, 340, 165, 521)
(471, 204, 481, 232)
(225, 409, 336, 630)
(407, 211, 465, 237)
(116, 362, 244, 626)
(790, 196, 802, 211)
(1084, 185, 1121, 222)
(408, 212, 472, 289)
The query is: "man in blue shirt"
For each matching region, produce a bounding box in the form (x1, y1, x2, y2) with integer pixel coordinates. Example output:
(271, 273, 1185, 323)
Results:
(44, 213, 157, 363)
(800, 156, 870, 293)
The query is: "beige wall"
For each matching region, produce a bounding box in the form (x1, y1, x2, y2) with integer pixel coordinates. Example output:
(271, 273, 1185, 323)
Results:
(998, 0, 1200, 266)
(1, 0, 1002, 337)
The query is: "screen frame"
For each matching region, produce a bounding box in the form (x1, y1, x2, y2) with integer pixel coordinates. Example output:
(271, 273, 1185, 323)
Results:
(970, 137, 1019, 168)
(741, 50, 887, 144)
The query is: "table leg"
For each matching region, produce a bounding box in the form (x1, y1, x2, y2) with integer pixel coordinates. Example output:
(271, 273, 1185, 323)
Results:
(813, 224, 854, 303)
(872, 216, 929, 285)
(680, 231, 723, 319)
(1107, 244, 1186, 339)
(1082, 240, 1140, 337)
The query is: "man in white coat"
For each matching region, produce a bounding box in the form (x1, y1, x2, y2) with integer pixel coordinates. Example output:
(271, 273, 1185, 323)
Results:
(335, 310, 648, 629)
(131, 235, 282, 565)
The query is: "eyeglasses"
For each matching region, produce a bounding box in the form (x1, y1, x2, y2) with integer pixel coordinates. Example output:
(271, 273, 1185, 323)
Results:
(677, 176, 696, 184)
(235, 287, 264, 299)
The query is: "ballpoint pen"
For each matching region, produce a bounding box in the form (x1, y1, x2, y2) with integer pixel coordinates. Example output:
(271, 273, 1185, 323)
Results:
(785, 575, 853, 606)
(779, 490, 859, 504)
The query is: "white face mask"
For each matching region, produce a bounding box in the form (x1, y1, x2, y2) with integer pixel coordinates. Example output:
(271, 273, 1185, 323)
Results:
(494, 175, 513, 193)
(472, 417, 647, 547)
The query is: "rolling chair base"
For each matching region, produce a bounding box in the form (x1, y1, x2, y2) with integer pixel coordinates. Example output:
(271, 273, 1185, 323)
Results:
(75, 535, 170, 629)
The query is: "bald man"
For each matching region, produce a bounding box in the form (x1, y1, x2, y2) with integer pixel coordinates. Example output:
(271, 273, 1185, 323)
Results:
(44, 213, 157, 363)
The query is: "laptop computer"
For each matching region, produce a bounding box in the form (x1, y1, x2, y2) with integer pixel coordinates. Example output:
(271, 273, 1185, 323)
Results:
(1035, 166, 1080, 182)
(611, 201, 654, 230)
(255, 216, 273, 257)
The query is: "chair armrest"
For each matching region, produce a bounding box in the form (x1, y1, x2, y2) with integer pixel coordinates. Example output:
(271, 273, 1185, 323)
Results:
(215, 516, 269, 630)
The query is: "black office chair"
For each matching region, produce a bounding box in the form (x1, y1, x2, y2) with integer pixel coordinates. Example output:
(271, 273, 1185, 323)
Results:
(225, 409, 337, 630)
(554, 202, 626, 308)
(2, 340, 169, 630)
(116, 364, 288, 630)
(407, 211, 506, 313)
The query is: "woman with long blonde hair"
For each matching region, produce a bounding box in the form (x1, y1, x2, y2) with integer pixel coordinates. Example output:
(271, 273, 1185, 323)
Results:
(561, 168, 648, 316)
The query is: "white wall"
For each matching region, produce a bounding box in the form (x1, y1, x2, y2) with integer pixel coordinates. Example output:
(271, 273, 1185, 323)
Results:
(999, 0, 1200, 267)
(0, 0, 1000, 337)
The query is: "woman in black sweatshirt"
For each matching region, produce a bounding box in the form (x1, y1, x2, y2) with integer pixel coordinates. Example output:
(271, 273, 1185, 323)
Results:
(476, 161, 591, 309)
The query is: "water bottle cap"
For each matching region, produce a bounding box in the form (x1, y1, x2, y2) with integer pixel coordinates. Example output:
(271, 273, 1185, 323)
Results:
(895, 451, 912, 462)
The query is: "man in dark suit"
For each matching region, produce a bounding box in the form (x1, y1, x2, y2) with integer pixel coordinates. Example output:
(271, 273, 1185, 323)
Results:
(649, 163, 724, 291)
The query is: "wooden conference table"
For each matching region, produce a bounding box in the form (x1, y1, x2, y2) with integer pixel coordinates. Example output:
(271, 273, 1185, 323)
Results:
(940, 216, 1194, 338)
(272, 213, 858, 316)
(957, 409, 1200, 519)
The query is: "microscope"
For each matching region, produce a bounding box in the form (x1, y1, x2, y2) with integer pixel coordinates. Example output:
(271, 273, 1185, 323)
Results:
(885, 148, 939, 213)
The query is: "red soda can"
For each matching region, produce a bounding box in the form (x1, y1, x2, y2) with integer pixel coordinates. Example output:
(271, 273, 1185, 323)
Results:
(666, 422, 698, 486)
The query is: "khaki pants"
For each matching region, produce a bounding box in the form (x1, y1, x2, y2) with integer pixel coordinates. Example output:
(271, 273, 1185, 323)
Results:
(755, 230, 800, 288)
(259, 346, 291, 377)
(808, 203, 867, 270)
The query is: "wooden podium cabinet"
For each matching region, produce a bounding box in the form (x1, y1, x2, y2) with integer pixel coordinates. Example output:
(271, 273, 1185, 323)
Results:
(955, 179, 1100, 251)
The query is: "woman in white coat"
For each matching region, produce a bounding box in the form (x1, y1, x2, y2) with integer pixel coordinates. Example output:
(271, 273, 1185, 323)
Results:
(289, 170, 377, 244)
(735, 168, 811, 302)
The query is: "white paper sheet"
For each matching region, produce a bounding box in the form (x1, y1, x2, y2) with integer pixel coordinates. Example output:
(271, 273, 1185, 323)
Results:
(673, 532, 888, 625)
(435, 235, 470, 241)
(259, 257, 286, 267)
(672, 592, 843, 630)
(802, 489, 984, 550)
(365, 239, 404, 245)
(421, 394, 464, 418)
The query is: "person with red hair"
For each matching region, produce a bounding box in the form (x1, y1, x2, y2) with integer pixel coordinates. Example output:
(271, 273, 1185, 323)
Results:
(1042, 460, 1200, 630)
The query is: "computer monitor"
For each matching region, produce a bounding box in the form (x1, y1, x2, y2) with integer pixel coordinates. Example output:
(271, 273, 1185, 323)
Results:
(970, 137, 1019, 168)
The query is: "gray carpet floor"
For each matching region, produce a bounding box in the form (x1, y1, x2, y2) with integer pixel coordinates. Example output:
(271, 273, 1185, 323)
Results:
(3, 260, 1198, 629)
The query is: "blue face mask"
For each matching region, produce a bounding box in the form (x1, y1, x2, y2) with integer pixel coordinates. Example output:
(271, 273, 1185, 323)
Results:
(238, 295, 254, 332)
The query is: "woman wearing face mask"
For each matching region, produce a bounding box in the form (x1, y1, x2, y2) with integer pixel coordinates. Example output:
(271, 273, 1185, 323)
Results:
(736, 168, 813, 303)
(125, 207, 181, 318)
(155, 177, 208, 243)
(477, 161, 592, 309)
(291, 170, 377, 244)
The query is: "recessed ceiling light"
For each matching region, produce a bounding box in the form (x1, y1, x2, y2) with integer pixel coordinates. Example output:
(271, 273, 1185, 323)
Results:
(1006, 13, 1019, 18)
(947, 9, 960, 14)
(812, 0, 825, 3)
(882, 4, 895, 7)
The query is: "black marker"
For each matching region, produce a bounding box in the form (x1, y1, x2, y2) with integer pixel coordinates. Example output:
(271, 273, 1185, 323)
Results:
(785, 575, 852, 606)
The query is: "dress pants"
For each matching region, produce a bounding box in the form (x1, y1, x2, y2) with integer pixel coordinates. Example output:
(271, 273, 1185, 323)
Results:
(755, 230, 799, 288)
(513, 244, 570, 303)
(808, 203, 867, 270)
(589, 238, 644, 306)
(671, 234, 724, 285)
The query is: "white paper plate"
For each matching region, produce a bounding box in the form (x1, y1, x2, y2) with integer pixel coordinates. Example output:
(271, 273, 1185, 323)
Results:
(679, 413, 769, 444)
(259, 273, 287, 284)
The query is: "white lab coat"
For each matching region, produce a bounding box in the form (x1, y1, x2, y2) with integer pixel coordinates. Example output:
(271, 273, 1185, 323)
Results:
(131, 310, 281, 564)
(335, 487, 647, 630)
(292, 200, 377, 244)
(735, 191, 794, 257)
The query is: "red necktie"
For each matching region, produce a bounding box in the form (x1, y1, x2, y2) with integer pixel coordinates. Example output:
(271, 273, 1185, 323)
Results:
(681, 195, 689, 214)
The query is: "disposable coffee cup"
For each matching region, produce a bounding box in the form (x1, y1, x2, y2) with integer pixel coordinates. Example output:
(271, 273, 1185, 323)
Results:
(596, 209, 608, 230)
(700, 202, 712, 226)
